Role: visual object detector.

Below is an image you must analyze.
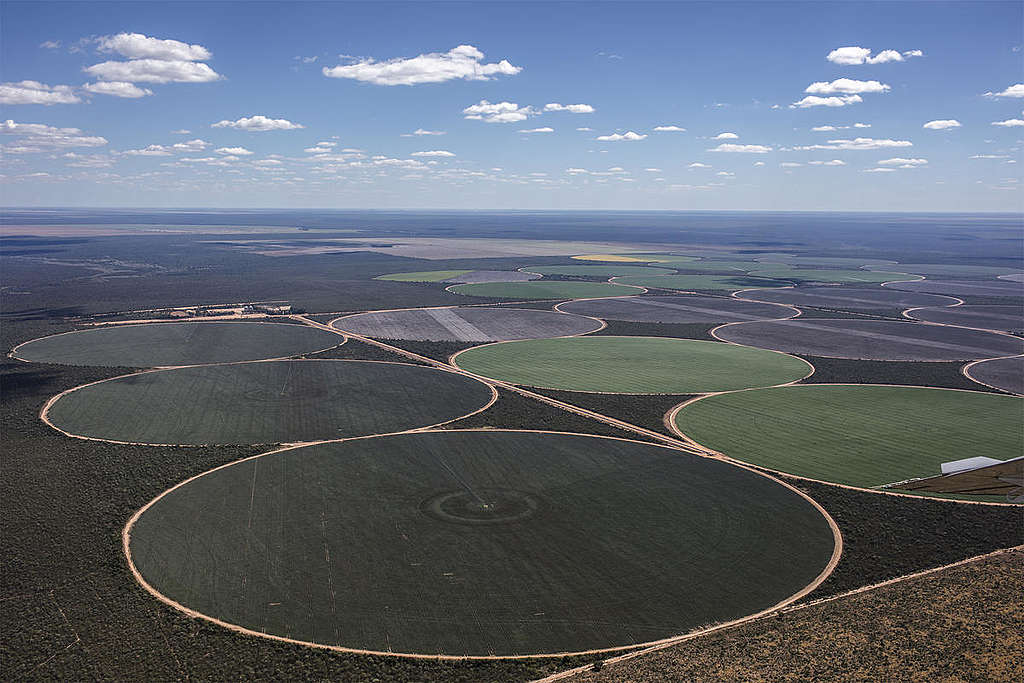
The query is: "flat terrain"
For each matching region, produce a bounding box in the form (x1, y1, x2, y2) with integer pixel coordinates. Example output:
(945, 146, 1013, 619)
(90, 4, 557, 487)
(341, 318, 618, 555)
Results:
(46, 360, 493, 444)
(575, 551, 1024, 683)
(376, 270, 538, 283)
(558, 295, 794, 324)
(741, 286, 958, 315)
(332, 307, 603, 342)
(888, 278, 1024, 299)
(714, 318, 1024, 361)
(449, 281, 640, 300)
(654, 259, 764, 273)
(376, 270, 473, 282)
(906, 304, 1024, 334)
(747, 267, 918, 285)
(572, 253, 695, 262)
(673, 384, 1023, 494)
(11, 321, 342, 367)
(613, 273, 789, 293)
(520, 264, 674, 277)
(128, 430, 836, 657)
(452, 336, 809, 393)
(966, 355, 1024, 395)
(867, 263, 1024, 278)
(757, 256, 897, 268)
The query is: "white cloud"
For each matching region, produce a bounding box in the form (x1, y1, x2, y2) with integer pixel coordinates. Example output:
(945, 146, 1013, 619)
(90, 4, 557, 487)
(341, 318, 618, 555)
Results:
(854, 122, 871, 128)
(791, 94, 863, 108)
(644, 167, 662, 172)
(82, 81, 153, 98)
(96, 33, 211, 61)
(878, 157, 927, 167)
(992, 118, 1024, 127)
(462, 100, 535, 123)
(807, 159, 846, 166)
(708, 143, 772, 153)
(689, 162, 711, 168)
(983, 84, 1024, 98)
(123, 144, 173, 156)
(0, 81, 80, 105)
(596, 131, 647, 141)
(171, 129, 191, 134)
(826, 46, 922, 65)
(0, 119, 107, 150)
(970, 154, 1010, 159)
(716, 171, 735, 176)
(519, 127, 554, 133)
(84, 59, 222, 83)
(793, 137, 912, 151)
(402, 128, 446, 136)
(40, 40, 61, 49)
(212, 115, 304, 131)
(575, 127, 593, 131)
(812, 123, 871, 131)
(653, 125, 686, 132)
(753, 161, 766, 166)
(779, 162, 802, 167)
(171, 139, 208, 152)
(712, 132, 739, 139)
(253, 159, 282, 166)
(806, 78, 890, 95)
(863, 167, 896, 173)
(544, 103, 594, 113)
(410, 150, 456, 156)
(923, 119, 961, 130)
(323, 45, 520, 86)
(216, 146, 253, 155)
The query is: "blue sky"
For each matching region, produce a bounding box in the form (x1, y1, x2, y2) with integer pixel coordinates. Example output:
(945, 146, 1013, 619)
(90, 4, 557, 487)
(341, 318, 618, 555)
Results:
(2, 1, 1022, 210)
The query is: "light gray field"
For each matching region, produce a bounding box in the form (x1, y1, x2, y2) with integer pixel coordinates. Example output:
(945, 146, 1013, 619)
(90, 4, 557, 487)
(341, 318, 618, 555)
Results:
(887, 279, 1024, 299)
(333, 307, 603, 341)
(907, 305, 1024, 334)
(966, 355, 1024, 395)
(442, 270, 540, 283)
(559, 295, 794, 323)
(742, 286, 958, 315)
(715, 318, 1024, 361)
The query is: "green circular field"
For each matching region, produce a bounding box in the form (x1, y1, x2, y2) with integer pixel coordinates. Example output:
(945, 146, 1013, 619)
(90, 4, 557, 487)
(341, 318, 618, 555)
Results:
(449, 280, 641, 299)
(521, 264, 675, 277)
(11, 321, 342, 367)
(613, 273, 790, 292)
(46, 360, 493, 444)
(674, 385, 1023, 497)
(128, 430, 836, 656)
(747, 267, 919, 284)
(452, 336, 809, 393)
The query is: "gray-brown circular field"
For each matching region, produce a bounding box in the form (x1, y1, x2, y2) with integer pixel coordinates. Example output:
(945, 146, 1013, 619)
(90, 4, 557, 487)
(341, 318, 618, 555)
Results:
(906, 305, 1024, 334)
(332, 307, 603, 341)
(127, 430, 836, 657)
(741, 286, 958, 315)
(46, 360, 493, 444)
(965, 356, 1024, 395)
(713, 319, 1024, 361)
(886, 279, 1024, 299)
(11, 321, 343, 368)
(557, 295, 794, 323)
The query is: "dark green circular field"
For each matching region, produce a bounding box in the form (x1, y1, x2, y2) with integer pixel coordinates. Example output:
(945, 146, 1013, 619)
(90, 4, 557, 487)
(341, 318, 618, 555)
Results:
(12, 321, 342, 367)
(674, 385, 1024, 497)
(452, 336, 810, 393)
(448, 280, 641, 299)
(46, 360, 493, 444)
(128, 430, 836, 656)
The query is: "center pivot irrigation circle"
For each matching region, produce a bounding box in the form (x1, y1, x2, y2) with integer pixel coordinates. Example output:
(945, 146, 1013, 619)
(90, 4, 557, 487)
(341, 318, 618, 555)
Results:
(45, 360, 494, 445)
(126, 430, 838, 657)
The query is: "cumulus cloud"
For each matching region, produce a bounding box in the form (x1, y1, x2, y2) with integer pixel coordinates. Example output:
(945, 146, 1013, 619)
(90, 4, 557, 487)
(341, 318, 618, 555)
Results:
(123, 144, 173, 156)
(0, 81, 80, 105)
(992, 118, 1024, 127)
(171, 139, 208, 152)
(216, 146, 253, 155)
(863, 167, 896, 173)
(969, 154, 1010, 159)
(323, 45, 520, 86)
(96, 33, 211, 61)
(826, 46, 922, 65)
(543, 103, 594, 113)
(878, 157, 928, 167)
(779, 162, 802, 167)
(595, 131, 647, 141)
(713, 132, 739, 139)
(519, 127, 554, 133)
(689, 162, 711, 168)
(793, 137, 912, 151)
(212, 115, 304, 131)
(575, 127, 593, 131)
(983, 84, 1024, 98)
(402, 128, 446, 136)
(171, 129, 190, 134)
(0, 119, 107, 150)
(708, 143, 772, 153)
(806, 78, 891, 95)
(923, 119, 961, 130)
(807, 159, 846, 166)
(653, 125, 686, 132)
(812, 123, 870, 131)
(410, 150, 456, 156)
(82, 81, 153, 98)
(716, 171, 735, 176)
(84, 59, 221, 83)
(40, 40, 61, 49)
(462, 100, 535, 123)
(791, 94, 863, 108)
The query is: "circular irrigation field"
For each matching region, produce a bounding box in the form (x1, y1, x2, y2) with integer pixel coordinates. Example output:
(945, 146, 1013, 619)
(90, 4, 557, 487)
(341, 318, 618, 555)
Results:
(672, 385, 1023, 497)
(11, 321, 343, 368)
(713, 318, 1024, 361)
(126, 430, 837, 657)
(448, 280, 640, 300)
(521, 264, 675, 278)
(332, 307, 603, 342)
(613, 273, 789, 293)
(45, 360, 494, 445)
(557, 295, 795, 324)
(741, 286, 958, 315)
(887, 278, 1024, 299)
(746, 267, 919, 285)
(965, 356, 1024, 395)
(906, 305, 1024, 334)
(452, 336, 810, 393)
